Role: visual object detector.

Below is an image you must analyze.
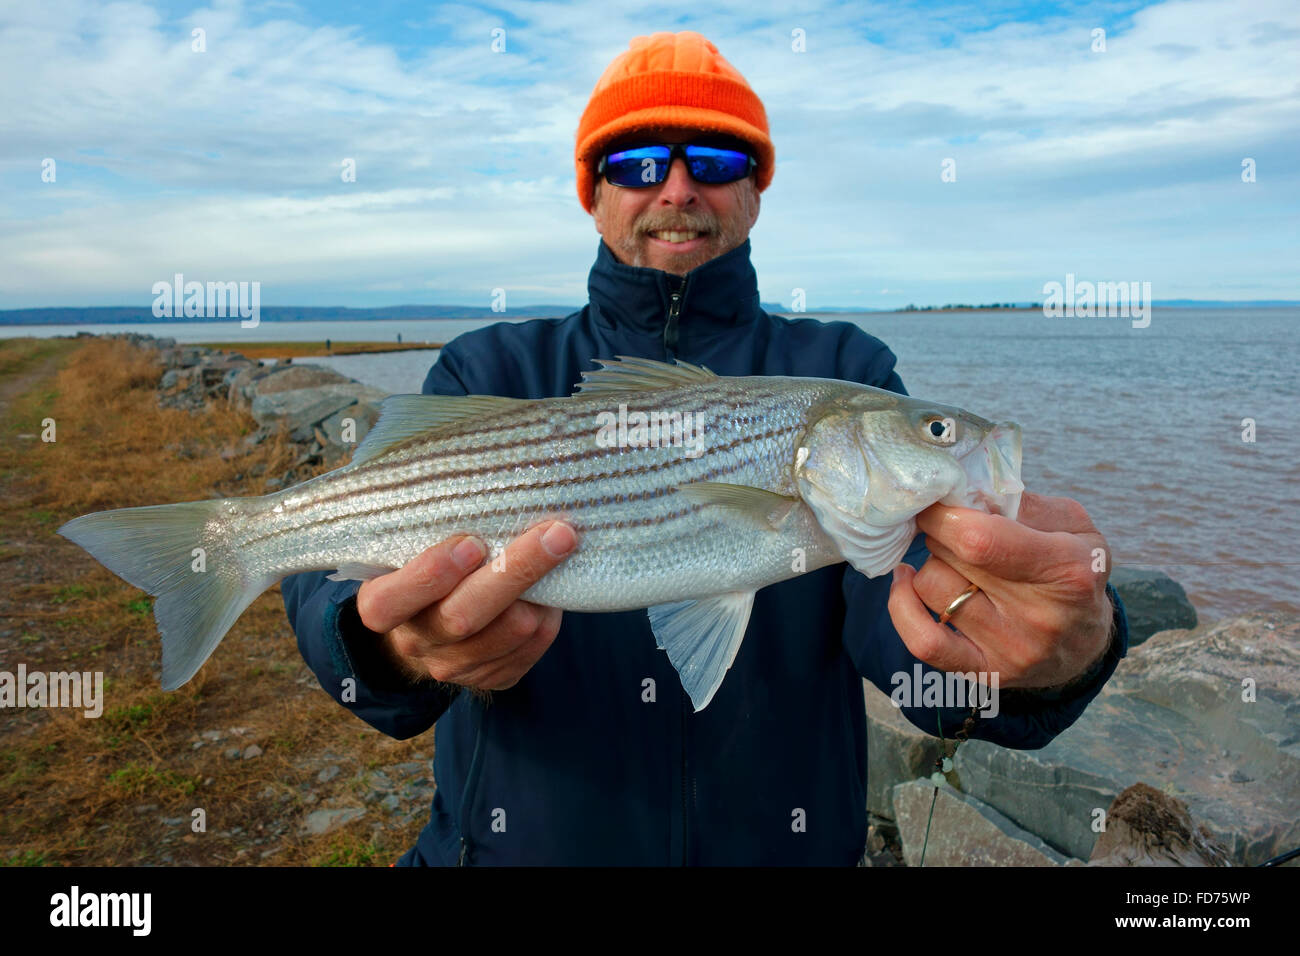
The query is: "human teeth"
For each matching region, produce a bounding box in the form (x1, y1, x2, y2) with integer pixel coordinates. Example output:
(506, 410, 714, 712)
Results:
(650, 230, 700, 243)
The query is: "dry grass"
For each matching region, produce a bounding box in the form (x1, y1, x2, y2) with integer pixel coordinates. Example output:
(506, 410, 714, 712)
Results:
(0, 337, 433, 866)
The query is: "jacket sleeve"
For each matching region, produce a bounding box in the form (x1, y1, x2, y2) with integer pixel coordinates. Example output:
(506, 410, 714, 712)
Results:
(838, 334, 1131, 749)
(279, 345, 476, 739)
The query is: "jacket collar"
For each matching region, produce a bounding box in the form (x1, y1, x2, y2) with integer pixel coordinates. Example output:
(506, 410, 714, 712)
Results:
(587, 236, 761, 340)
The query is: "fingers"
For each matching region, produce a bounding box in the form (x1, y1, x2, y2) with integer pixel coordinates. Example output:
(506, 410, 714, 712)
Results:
(1010, 492, 1098, 535)
(395, 600, 562, 689)
(356, 535, 487, 634)
(429, 521, 578, 645)
(916, 504, 1073, 584)
(910, 552, 998, 637)
(888, 562, 986, 675)
(454, 604, 564, 690)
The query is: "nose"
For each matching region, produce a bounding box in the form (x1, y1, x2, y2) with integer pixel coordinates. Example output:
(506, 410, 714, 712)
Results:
(655, 155, 698, 207)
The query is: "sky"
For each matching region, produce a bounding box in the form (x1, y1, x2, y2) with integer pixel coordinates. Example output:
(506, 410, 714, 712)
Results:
(1, 0, 1297, 310)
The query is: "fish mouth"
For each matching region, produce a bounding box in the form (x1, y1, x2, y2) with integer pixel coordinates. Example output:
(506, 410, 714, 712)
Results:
(942, 422, 1024, 520)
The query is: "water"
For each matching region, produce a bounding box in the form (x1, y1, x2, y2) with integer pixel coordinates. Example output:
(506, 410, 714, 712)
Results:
(6, 308, 1296, 621)
(0, 318, 526, 345)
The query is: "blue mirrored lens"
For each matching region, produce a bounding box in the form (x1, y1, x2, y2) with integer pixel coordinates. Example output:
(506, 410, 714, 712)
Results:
(604, 146, 672, 186)
(601, 144, 753, 187)
(683, 145, 752, 183)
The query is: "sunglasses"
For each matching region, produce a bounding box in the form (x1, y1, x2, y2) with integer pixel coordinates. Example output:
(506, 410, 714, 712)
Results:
(597, 142, 757, 188)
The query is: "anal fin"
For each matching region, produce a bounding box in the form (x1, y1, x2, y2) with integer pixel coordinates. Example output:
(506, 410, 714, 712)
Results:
(647, 591, 756, 712)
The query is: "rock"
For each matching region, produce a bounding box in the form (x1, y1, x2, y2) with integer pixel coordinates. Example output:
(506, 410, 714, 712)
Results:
(160, 369, 180, 389)
(302, 807, 365, 836)
(250, 387, 359, 434)
(1109, 567, 1198, 646)
(380, 794, 401, 813)
(320, 402, 382, 448)
(864, 680, 945, 819)
(892, 779, 1075, 866)
(1088, 783, 1233, 866)
(316, 765, 341, 784)
(227, 365, 278, 406)
(954, 612, 1300, 865)
(251, 364, 352, 395)
(242, 744, 262, 760)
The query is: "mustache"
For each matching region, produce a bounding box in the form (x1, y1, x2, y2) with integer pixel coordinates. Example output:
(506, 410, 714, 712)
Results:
(638, 213, 718, 234)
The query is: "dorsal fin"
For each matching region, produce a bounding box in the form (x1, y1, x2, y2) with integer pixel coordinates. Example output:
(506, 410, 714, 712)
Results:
(572, 355, 717, 396)
(349, 394, 526, 466)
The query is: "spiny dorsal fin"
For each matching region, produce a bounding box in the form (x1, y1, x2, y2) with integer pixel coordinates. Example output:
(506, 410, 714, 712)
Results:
(350, 394, 527, 466)
(572, 355, 717, 396)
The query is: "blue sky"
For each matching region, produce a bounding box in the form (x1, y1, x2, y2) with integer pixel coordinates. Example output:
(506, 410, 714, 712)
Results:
(1, 0, 1297, 309)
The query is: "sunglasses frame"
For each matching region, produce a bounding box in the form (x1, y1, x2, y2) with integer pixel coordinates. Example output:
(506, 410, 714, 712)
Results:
(597, 141, 758, 188)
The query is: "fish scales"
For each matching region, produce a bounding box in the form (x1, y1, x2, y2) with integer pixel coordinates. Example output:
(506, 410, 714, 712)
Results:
(225, 377, 848, 611)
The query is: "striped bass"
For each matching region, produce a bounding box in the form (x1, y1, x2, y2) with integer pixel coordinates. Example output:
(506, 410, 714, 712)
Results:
(58, 356, 1024, 710)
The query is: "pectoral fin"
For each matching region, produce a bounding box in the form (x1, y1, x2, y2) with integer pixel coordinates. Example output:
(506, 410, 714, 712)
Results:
(674, 482, 799, 530)
(647, 591, 755, 712)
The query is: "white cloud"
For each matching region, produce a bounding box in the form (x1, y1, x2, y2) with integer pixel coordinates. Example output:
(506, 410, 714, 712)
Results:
(0, 0, 1296, 307)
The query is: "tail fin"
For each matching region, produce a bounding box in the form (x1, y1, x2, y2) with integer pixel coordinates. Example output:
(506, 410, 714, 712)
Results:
(58, 500, 270, 689)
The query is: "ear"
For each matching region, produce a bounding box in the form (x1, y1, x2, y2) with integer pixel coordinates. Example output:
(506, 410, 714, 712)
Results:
(591, 179, 605, 234)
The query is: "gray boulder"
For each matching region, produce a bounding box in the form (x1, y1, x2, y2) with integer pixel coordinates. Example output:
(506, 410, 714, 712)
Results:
(251, 383, 389, 440)
(953, 612, 1300, 865)
(864, 680, 944, 819)
(1110, 567, 1197, 646)
(250, 364, 353, 395)
(892, 779, 1075, 866)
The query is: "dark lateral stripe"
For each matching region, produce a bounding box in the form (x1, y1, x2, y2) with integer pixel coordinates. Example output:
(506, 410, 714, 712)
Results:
(240, 427, 793, 549)
(331, 383, 792, 489)
(275, 400, 801, 518)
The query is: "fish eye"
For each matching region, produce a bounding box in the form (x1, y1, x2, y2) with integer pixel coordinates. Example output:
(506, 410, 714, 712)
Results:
(923, 417, 955, 442)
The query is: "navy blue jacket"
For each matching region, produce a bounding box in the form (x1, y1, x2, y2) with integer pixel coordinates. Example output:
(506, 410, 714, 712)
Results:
(281, 238, 1129, 865)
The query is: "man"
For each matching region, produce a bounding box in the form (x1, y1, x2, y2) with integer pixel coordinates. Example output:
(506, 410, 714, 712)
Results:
(282, 31, 1129, 865)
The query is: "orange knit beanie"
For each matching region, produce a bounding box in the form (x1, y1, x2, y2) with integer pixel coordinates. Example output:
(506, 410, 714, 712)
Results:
(574, 31, 774, 213)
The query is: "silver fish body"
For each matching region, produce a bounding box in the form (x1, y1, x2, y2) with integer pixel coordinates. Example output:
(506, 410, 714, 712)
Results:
(59, 356, 1024, 709)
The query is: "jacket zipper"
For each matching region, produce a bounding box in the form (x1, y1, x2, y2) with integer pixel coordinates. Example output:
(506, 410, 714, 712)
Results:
(663, 276, 685, 359)
(456, 698, 487, 866)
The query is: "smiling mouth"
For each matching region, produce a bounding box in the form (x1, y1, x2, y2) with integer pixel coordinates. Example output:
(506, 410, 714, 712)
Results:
(647, 229, 708, 244)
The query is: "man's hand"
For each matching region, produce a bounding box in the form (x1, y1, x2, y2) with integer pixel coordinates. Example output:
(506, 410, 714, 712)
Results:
(355, 520, 578, 691)
(887, 491, 1114, 690)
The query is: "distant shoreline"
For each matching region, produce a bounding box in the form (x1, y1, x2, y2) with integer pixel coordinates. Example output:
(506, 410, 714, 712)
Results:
(193, 341, 443, 359)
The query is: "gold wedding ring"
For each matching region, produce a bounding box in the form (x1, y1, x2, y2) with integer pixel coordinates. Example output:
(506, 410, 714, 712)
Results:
(938, 583, 981, 625)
